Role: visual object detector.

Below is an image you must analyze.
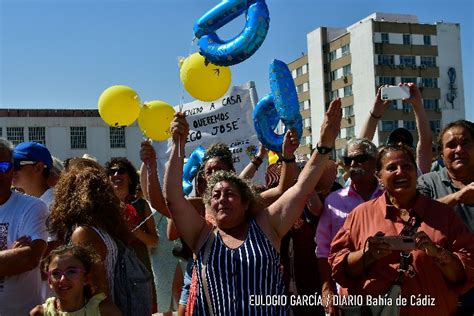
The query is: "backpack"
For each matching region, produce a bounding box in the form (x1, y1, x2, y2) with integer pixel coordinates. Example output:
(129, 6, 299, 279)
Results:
(113, 239, 153, 316)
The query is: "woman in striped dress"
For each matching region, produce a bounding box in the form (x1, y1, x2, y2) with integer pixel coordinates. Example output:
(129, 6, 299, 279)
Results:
(164, 99, 342, 315)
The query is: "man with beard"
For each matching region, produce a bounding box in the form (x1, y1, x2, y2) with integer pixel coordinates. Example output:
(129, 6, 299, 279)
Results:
(417, 119, 474, 315)
(315, 138, 383, 316)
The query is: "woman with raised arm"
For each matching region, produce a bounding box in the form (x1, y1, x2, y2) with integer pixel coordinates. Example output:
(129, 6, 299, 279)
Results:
(164, 99, 342, 315)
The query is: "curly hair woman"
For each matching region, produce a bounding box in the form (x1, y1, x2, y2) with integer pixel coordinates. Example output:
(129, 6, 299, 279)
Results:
(48, 165, 133, 304)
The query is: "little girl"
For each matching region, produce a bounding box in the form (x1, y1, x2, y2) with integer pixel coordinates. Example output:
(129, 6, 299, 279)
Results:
(30, 244, 122, 316)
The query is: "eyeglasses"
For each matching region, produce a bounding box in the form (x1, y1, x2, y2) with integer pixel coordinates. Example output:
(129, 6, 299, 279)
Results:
(13, 160, 37, 170)
(48, 267, 86, 281)
(0, 162, 13, 173)
(109, 167, 127, 176)
(343, 154, 373, 166)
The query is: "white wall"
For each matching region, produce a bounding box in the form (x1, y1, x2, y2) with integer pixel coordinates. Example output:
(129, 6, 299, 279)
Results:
(307, 28, 329, 148)
(349, 19, 379, 144)
(436, 23, 465, 126)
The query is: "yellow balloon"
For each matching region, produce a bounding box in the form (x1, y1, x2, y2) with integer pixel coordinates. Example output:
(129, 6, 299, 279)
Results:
(268, 151, 279, 165)
(98, 85, 141, 127)
(138, 100, 176, 141)
(180, 53, 232, 102)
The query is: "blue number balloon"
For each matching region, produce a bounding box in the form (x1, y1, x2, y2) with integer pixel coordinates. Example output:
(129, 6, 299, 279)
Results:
(182, 146, 206, 196)
(194, 0, 270, 66)
(253, 59, 303, 153)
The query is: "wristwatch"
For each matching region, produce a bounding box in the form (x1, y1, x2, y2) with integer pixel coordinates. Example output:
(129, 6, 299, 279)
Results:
(316, 144, 333, 155)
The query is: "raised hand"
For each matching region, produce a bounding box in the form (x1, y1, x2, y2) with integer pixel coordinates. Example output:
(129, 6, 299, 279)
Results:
(140, 140, 157, 170)
(401, 82, 422, 109)
(372, 85, 393, 117)
(282, 128, 299, 159)
(319, 98, 342, 148)
(170, 112, 190, 146)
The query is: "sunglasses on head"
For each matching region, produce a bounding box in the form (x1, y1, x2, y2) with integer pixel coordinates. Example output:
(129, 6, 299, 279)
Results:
(109, 167, 127, 175)
(343, 154, 373, 166)
(0, 162, 13, 173)
(13, 160, 37, 170)
(48, 267, 86, 281)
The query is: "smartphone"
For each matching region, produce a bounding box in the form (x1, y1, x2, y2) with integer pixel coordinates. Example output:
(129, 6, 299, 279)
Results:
(376, 236, 416, 251)
(381, 86, 410, 101)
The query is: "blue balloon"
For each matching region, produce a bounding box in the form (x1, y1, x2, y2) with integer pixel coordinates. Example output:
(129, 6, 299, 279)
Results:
(182, 146, 206, 196)
(194, 0, 270, 66)
(253, 59, 303, 153)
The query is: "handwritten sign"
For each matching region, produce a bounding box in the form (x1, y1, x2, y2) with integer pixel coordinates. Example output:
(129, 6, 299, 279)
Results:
(154, 82, 267, 189)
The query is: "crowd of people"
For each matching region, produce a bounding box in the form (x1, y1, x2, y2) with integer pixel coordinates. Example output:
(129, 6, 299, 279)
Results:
(0, 83, 473, 316)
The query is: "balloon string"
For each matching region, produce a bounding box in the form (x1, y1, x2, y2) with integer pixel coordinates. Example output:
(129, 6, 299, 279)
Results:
(177, 37, 196, 158)
(131, 208, 157, 233)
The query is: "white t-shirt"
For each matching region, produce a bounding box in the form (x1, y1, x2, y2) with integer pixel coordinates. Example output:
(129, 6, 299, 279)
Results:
(0, 190, 48, 316)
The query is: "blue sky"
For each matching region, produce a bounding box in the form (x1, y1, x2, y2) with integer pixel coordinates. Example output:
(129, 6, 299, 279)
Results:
(1, 0, 473, 120)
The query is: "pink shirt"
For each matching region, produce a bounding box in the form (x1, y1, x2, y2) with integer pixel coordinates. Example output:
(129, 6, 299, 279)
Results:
(315, 184, 383, 258)
(329, 193, 474, 316)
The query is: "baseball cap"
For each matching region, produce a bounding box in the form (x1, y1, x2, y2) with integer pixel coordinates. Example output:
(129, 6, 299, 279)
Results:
(387, 128, 414, 148)
(13, 142, 53, 170)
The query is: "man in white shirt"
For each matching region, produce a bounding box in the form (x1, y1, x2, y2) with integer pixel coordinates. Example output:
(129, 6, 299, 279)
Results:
(0, 139, 48, 315)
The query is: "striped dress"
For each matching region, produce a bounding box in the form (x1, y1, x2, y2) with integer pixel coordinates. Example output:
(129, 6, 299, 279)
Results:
(193, 219, 288, 316)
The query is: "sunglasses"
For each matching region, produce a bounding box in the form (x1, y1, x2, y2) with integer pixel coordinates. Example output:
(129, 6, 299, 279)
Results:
(48, 267, 86, 281)
(109, 167, 127, 176)
(13, 160, 37, 170)
(0, 162, 13, 173)
(343, 154, 373, 166)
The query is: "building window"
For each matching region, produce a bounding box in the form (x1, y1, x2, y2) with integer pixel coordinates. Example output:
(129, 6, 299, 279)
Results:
(379, 76, 396, 86)
(346, 126, 355, 137)
(110, 127, 126, 148)
(330, 70, 337, 81)
(390, 100, 399, 110)
(420, 56, 436, 67)
(423, 35, 431, 45)
(423, 99, 439, 110)
(378, 54, 394, 65)
(70, 127, 87, 149)
(381, 121, 398, 132)
(329, 89, 339, 100)
(6, 127, 24, 145)
(344, 105, 354, 117)
(421, 78, 438, 88)
(343, 85, 353, 97)
(28, 127, 46, 145)
(381, 33, 389, 44)
(403, 120, 416, 131)
(304, 118, 311, 128)
(297, 84, 304, 93)
(296, 67, 303, 77)
(430, 120, 441, 133)
(304, 100, 311, 110)
(299, 102, 305, 111)
(300, 137, 307, 146)
(401, 77, 417, 84)
(329, 51, 337, 62)
(403, 34, 412, 45)
(341, 44, 350, 56)
(343, 64, 351, 76)
(400, 55, 416, 66)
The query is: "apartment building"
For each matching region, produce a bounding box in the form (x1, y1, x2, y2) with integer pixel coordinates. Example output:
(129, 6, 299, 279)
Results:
(289, 12, 464, 158)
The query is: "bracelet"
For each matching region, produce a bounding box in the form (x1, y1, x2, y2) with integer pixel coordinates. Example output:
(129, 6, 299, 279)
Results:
(370, 111, 382, 119)
(281, 156, 296, 163)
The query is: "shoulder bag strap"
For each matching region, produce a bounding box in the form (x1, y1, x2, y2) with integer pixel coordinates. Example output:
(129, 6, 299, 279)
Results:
(201, 228, 218, 316)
